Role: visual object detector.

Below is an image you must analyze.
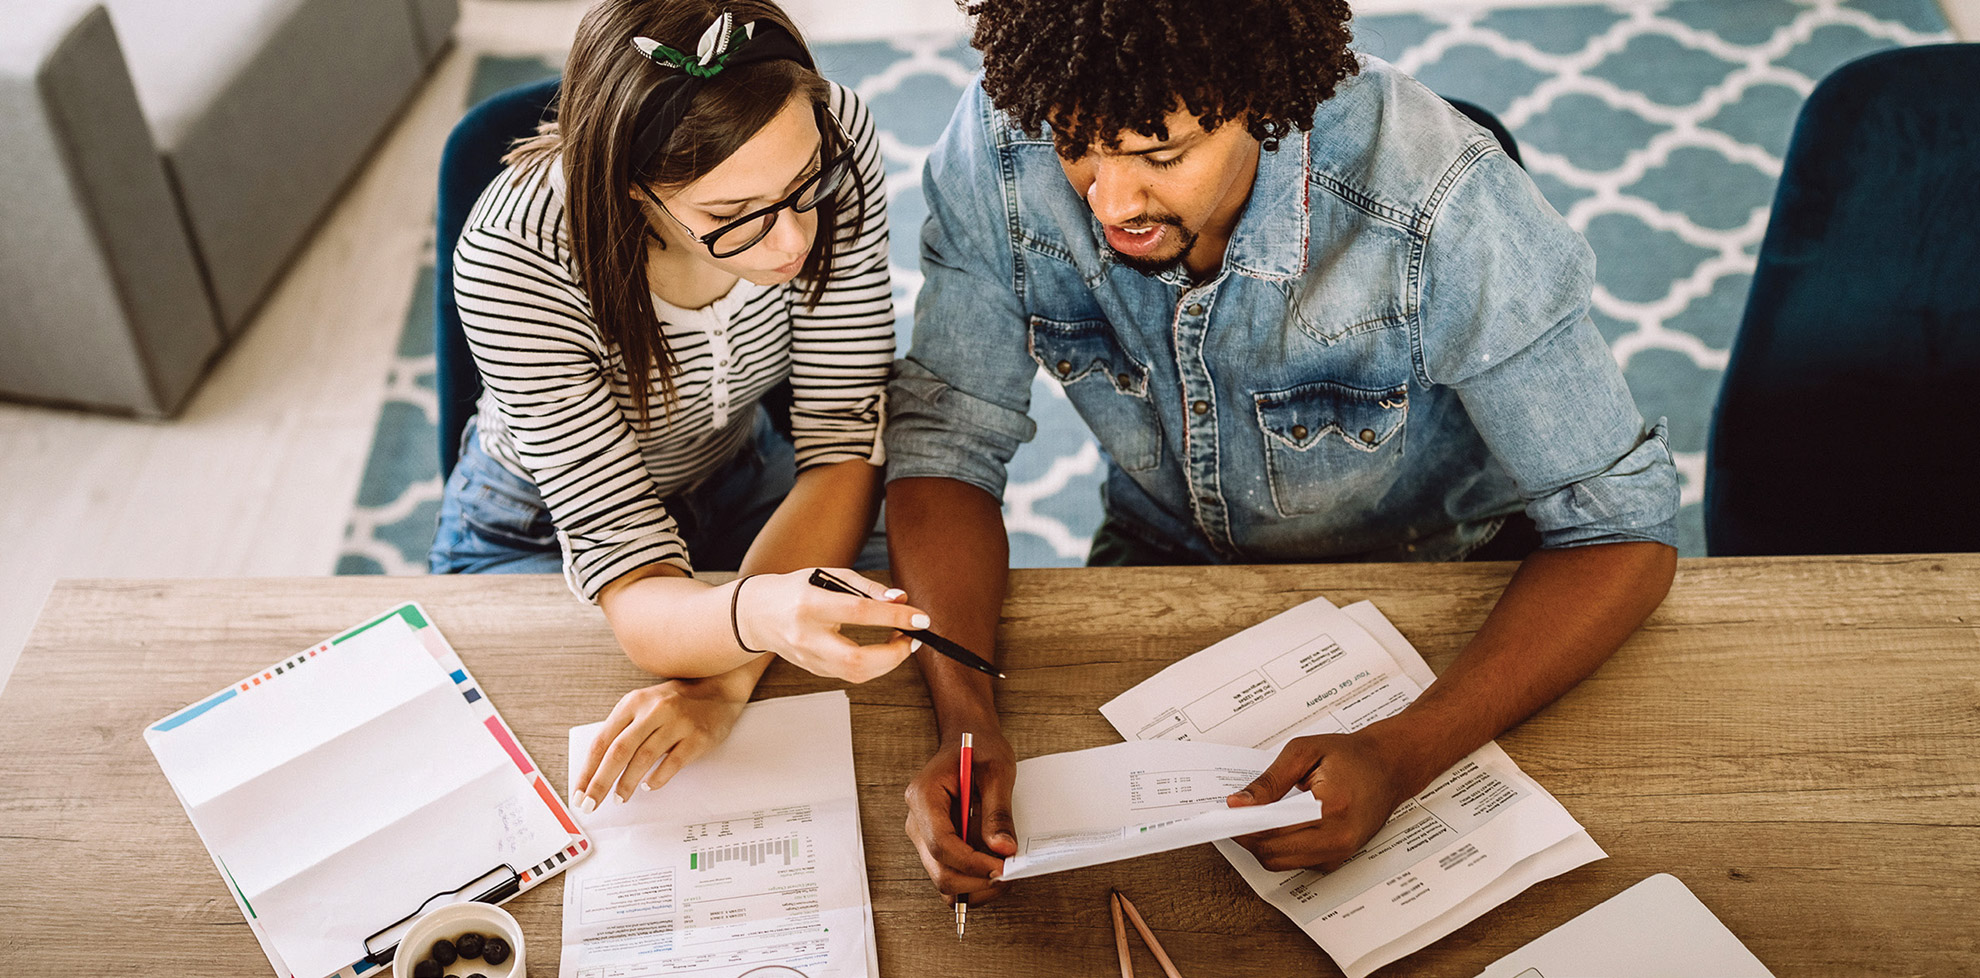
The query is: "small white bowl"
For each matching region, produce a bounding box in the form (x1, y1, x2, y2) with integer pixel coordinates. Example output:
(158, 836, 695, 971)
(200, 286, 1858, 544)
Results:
(391, 900, 525, 977)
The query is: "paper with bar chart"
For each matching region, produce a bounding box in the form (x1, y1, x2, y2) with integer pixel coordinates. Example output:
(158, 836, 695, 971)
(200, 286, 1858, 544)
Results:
(562, 691, 876, 978)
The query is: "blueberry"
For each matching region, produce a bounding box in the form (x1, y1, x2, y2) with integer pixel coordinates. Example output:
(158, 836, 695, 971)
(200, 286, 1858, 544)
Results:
(481, 936, 511, 966)
(455, 932, 485, 958)
(431, 939, 458, 966)
(412, 960, 442, 978)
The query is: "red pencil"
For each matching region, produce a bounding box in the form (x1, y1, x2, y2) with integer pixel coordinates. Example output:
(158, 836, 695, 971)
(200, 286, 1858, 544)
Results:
(957, 731, 973, 938)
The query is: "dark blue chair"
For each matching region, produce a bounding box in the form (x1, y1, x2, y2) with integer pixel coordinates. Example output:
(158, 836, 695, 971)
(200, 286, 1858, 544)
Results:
(1706, 45, 1980, 556)
(436, 77, 561, 481)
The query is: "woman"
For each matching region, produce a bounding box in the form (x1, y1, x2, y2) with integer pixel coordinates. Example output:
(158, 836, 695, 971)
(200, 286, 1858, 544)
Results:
(430, 0, 918, 811)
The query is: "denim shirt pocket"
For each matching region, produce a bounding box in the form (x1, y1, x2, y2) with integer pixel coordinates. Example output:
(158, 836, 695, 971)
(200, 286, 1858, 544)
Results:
(1254, 380, 1409, 517)
(1027, 315, 1163, 472)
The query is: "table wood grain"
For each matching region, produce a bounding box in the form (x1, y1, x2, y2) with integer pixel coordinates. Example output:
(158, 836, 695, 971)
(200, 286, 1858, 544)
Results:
(2, 556, 1976, 976)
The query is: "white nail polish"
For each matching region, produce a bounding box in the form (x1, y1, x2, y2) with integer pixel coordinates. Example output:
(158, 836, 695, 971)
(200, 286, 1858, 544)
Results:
(579, 796, 597, 813)
(640, 781, 653, 792)
(911, 639, 923, 654)
(911, 614, 931, 629)
(884, 588, 905, 599)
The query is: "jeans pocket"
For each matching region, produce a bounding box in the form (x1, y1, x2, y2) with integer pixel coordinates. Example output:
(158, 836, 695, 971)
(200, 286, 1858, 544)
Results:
(1027, 315, 1163, 472)
(1255, 380, 1409, 517)
(459, 459, 558, 550)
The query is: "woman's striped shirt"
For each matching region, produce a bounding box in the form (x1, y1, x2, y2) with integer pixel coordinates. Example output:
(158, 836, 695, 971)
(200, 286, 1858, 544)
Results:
(453, 82, 893, 601)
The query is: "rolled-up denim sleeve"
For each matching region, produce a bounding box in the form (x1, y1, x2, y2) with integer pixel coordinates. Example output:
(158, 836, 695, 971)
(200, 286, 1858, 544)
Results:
(884, 80, 1039, 499)
(1418, 148, 1679, 549)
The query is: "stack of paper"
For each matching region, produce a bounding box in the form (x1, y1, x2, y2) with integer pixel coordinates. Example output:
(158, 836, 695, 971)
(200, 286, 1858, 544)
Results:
(1099, 596, 1604, 978)
(563, 691, 878, 978)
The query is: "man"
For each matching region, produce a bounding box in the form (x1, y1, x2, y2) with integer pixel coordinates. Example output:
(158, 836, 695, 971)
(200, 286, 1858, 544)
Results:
(884, 0, 1679, 904)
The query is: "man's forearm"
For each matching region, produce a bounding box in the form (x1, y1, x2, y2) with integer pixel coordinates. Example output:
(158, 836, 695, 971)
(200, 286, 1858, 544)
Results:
(885, 477, 1010, 735)
(1365, 541, 1678, 792)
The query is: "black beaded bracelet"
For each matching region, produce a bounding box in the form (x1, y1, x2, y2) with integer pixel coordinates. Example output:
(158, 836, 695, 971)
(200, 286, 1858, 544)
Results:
(730, 574, 768, 654)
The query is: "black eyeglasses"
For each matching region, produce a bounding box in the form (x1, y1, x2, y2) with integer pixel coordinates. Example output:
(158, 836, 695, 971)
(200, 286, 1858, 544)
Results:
(639, 134, 853, 259)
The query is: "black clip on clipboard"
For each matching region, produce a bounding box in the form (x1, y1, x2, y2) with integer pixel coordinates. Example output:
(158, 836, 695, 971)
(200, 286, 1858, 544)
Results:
(362, 863, 520, 966)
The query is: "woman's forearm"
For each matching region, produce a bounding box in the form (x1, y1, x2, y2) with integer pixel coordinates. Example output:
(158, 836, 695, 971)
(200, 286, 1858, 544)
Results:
(597, 459, 884, 678)
(599, 572, 760, 677)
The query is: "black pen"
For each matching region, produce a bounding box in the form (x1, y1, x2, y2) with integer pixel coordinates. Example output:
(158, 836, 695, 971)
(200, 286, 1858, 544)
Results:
(807, 570, 1006, 679)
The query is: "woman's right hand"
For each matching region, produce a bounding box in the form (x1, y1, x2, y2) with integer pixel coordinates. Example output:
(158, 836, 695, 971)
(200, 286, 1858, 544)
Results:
(735, 568, 926, 683)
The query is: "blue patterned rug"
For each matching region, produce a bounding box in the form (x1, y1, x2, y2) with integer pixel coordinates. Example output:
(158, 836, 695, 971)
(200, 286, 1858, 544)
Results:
(338, 0, 1952, 575)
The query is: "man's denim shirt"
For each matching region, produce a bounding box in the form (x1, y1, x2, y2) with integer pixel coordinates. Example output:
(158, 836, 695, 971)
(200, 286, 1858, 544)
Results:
(886, 58, 1679, 562)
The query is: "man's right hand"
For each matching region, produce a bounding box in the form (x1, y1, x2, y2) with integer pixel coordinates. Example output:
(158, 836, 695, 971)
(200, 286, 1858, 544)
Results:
(904, 726, 1018, 904)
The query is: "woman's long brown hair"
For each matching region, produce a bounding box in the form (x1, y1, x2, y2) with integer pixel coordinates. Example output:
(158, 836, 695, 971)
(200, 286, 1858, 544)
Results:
(504, 0, 854, 431)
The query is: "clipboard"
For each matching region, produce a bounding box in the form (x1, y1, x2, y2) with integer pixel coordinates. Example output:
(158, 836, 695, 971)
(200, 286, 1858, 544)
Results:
(144, 603, 590, 978)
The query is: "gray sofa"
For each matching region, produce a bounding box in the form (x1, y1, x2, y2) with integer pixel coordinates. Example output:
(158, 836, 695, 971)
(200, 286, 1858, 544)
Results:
(0, 0, 457, 416)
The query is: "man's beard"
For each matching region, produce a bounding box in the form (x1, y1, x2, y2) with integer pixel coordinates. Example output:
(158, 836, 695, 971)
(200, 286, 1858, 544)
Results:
(1106, 216, 1199, 276)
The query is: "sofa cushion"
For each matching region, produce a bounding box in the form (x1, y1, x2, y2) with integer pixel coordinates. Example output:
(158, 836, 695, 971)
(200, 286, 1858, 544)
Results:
(406, 0, 459, 61)
(107, 0, 311, 151)
(0, 1, 222, 413)
(107, 0, 428, 330)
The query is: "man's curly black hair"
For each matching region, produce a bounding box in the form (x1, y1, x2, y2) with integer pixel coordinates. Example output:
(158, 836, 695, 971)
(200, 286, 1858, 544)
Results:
(967, 0, 1359, 156)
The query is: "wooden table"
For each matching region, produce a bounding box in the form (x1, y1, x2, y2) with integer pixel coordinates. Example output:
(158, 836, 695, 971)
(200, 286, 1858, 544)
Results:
(3, 556, 1977, 977)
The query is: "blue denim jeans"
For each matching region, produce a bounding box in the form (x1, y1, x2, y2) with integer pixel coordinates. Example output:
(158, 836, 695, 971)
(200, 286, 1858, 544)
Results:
(430, 408, 836, 576)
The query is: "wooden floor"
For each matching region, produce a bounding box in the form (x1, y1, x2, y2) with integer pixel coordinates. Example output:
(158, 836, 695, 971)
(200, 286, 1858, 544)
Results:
(2, 0, 1975, 696)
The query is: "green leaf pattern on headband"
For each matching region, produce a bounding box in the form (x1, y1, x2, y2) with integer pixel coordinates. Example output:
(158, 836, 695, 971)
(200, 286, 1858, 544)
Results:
(632, 14, 757, 79)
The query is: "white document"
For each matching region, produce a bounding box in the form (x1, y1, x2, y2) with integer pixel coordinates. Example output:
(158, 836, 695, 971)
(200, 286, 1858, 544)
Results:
(562, 691, 877, 978)
(1000, 739, 1324, 880)
(1477, 874, 1775, 977)
(1099, 596, 1603, 978)
(144, 614, 573, 978)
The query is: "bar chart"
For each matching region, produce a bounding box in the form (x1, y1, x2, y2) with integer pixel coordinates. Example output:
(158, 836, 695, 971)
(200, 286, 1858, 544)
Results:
(688, 832, 800, 871)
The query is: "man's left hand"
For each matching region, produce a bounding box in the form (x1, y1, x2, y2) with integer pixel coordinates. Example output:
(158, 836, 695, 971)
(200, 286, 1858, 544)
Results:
(1226, 731, 1413, 872)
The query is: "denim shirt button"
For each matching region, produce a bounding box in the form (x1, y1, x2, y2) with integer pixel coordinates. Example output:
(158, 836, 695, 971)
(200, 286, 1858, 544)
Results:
(1116, 373, 1132, 389)
(1191, 399, 1210, 415)
(1292, 424, 1309, 440)
(1360, 428, 1377, 444)
(1056, 359, 1072, 376)
(1185, 303, 1204, 316)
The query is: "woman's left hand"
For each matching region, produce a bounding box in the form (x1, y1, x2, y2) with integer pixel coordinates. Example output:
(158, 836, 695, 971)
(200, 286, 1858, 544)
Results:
(572, 677, 750, 812)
